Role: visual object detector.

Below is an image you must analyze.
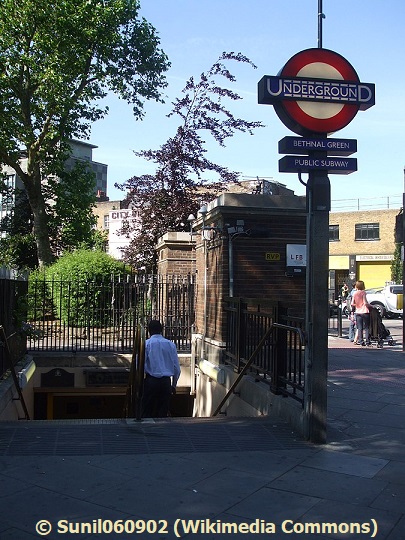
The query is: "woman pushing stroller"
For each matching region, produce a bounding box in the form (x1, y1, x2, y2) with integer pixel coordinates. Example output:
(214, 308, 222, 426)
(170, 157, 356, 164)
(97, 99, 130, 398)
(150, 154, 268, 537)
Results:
(351, 280, 370, 346)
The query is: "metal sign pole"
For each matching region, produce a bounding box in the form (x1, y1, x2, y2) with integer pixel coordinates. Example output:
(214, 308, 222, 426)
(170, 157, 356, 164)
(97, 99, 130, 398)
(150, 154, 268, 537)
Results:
(304, 153, 330, 444)
(258, 40, 374, 444)
(318, 0, 325, 49)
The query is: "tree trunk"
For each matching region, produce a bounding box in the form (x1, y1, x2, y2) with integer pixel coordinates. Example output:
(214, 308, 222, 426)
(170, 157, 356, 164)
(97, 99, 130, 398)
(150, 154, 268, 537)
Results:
(22, 170, 54, 267)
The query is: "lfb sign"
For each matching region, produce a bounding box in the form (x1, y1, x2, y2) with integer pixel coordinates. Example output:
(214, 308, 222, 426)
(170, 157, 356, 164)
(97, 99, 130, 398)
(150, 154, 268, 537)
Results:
(258, 48, 375, 135)
(287, 244, 306, 267)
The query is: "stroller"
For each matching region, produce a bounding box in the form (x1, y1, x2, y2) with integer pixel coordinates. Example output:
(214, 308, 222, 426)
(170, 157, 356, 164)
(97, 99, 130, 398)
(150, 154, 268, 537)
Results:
(368, 306, 395, 348)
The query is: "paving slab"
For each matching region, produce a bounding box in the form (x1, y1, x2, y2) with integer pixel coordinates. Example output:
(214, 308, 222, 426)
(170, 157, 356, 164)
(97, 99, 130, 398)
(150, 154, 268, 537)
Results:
(376, 460, 405, 484)
(299, 448, 388, 478)
(386, 514, 405, 540)
(268, 465, 388, 506)
(301, 499, 401, 540)
(225, 486, 321, 524)
(328, 395, 388, 412)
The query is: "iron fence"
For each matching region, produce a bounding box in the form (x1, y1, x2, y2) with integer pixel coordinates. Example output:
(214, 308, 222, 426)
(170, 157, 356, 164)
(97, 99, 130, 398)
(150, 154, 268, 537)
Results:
(224, 298, 306, 404)
(225, 298, 277, 372)
(274, 316, 306, 403)
(0, 270, 28, 378)
(26, 274, 195, 353)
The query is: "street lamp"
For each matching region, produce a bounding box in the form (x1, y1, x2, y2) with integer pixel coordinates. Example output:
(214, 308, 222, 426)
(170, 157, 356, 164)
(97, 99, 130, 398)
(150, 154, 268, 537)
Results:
(187, 214, 196, 238)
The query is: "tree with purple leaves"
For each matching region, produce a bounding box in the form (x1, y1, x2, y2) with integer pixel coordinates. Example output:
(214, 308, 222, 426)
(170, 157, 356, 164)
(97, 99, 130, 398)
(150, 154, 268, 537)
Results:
(117, 52, 264, 272)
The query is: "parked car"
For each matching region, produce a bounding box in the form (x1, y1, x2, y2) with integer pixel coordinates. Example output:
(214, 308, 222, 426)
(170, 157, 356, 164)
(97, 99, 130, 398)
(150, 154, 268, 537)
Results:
(340, 301, 349, 317)
(366, 284, 403, 318)
(329, 302, 339, 317)
(330, 300, 349, 317)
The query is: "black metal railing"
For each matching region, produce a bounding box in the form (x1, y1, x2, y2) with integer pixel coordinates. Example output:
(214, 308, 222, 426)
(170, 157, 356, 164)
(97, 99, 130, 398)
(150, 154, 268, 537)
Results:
(26, 274, 195, 353)
(224, 298, 306, 404)
(0, 270, 28, 378)
(0, 326, 30, 419)
(272, 320, 306, 403)
(124, 324, 146, 420)
(225, 297, 277, 372)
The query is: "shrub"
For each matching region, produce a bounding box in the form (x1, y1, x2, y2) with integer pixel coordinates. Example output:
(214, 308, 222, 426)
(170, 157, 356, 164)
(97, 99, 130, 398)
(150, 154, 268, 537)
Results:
(30, 250, 131, 327)
(27, 268, 54, 322)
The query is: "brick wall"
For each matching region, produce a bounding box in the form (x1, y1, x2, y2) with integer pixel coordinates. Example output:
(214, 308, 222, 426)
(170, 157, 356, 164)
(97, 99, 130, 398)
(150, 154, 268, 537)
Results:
(156, 232, 196, 276)
(193, 194, 307, 345)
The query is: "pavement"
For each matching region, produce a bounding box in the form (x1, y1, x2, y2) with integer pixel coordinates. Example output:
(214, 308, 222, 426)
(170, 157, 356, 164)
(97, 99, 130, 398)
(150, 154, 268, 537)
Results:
(1, 323, 405, 540)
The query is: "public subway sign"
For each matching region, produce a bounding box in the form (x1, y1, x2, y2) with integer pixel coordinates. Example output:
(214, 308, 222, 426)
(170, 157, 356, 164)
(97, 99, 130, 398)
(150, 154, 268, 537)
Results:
(279, 155, 357, 174)
(258, 48, 375, 135)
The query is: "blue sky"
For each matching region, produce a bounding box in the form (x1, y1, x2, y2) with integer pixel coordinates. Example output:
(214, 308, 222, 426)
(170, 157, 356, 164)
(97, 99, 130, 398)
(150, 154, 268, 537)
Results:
(90, 0, 405, 206)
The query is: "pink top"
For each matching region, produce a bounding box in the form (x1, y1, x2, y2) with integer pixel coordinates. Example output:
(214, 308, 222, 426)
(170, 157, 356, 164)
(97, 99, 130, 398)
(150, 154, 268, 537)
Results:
(351, 289, 369, 314)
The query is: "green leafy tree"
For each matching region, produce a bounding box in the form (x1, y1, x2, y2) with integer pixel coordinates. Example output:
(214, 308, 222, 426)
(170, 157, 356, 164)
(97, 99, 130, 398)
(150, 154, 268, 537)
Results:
(0, 186, 38, 268)
(0, 0, 169, 267)
(117, 52, 264, 272)
(391, 243, 402, 284)
(391, 209, 403, 284)
(44, 162, 99, 255)
(0, 233, 38, 270)
(0, 163, 107, 269)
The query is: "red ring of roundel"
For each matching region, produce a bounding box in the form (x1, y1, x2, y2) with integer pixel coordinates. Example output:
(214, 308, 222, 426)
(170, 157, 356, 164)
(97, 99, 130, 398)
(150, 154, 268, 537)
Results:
(279, 48, 360, 134)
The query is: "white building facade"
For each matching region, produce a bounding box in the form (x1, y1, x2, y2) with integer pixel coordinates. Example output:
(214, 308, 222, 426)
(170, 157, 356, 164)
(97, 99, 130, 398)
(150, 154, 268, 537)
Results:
(107, 208, 141, 260)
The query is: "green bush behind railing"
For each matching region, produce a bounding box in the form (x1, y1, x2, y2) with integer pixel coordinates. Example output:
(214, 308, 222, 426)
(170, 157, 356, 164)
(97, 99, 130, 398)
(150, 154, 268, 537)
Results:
(28, 250, 131, 327)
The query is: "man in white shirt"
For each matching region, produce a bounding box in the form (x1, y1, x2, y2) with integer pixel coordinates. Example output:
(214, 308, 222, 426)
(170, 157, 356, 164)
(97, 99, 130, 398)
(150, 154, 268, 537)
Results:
(142, 320, 181, 418)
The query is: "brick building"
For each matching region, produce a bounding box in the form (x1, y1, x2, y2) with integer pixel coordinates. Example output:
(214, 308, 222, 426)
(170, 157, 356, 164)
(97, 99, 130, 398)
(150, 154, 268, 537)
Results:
(189, 192, 307, 361)
(329, 207, 400, 294)
(93, 200, 125, 231)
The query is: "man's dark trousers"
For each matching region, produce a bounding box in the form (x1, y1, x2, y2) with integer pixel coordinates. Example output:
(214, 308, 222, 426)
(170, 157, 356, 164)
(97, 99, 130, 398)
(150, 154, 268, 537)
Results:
(142, 375, 172, 418)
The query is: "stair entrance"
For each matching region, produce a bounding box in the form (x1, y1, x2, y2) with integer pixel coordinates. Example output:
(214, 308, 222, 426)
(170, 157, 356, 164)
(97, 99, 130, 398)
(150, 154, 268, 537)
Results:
(33, 387, 194, 420)
(2, 315, 305, 427)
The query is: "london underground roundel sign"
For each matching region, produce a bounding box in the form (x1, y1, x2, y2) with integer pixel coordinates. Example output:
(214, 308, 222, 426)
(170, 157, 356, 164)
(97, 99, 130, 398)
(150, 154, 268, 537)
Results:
(258, 48, 375, 136)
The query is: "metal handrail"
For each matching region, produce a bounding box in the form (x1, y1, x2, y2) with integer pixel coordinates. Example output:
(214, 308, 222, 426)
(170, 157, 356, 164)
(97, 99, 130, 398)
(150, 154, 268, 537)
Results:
(0, 325, 30, 420)
(212, 322, 306, 416)
(124, 324, 145, 420)
(272, 322, 307, 345)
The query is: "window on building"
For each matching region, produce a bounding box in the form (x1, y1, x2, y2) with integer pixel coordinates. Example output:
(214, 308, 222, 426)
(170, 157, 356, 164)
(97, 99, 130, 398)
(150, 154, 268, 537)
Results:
(103, 214, 109, 229)
(329, 224, 339, 242)
(0, 174, 16, 213)
(355, 223, 380, 241)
